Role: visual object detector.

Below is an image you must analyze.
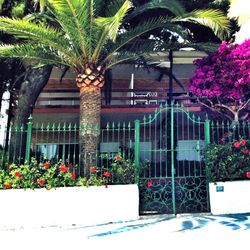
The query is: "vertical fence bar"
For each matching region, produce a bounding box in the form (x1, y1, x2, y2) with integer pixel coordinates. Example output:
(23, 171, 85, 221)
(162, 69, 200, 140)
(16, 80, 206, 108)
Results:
(134, 120, 140, 184)
(170, 103, 176, 215)
(25, 116, 33, 164)
(68, 123, 71, 162)
(18, 124, 24, 165)
(159, 104, 162, 177)
(204, 115, 210, 146)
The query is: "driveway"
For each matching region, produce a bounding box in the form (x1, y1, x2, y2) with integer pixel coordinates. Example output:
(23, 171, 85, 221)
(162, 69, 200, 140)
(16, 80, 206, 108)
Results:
(0, 213, 249, 250)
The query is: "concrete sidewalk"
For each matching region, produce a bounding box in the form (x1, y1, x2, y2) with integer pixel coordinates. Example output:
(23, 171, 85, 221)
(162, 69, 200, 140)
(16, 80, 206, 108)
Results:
(0, 213, 249, 250)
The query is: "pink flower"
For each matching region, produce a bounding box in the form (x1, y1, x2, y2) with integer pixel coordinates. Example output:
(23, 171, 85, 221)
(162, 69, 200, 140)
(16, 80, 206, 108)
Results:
(115, 155, 121, 161)
(233, 141, 241, 148)
(241, 139, 247, 146)
(220, 137, 225, 143)
(69, 163, 73, 168)
(105, 184, 108, 188)
(243, 149, 249, 155)
(90, 167, 96, 173)
(147, 181, 153, 188)
(71, 173, 76, 179)
(246, 172, 250, 179)
(103, 172, 111, 178)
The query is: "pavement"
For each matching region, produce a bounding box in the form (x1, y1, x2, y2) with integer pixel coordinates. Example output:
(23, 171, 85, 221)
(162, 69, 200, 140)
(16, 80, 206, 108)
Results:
(0, 213, 250, 250)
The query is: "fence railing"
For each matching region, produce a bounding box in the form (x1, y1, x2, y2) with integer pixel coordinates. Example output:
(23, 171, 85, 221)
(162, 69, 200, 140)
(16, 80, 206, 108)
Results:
(0, 116, 136, 175)
(1, 111, 250, 175)
(210, 120, 250, 144)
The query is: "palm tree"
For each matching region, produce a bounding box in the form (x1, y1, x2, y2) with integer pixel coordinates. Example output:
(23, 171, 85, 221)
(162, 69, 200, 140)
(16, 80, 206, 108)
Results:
(0, 0, 230, 176)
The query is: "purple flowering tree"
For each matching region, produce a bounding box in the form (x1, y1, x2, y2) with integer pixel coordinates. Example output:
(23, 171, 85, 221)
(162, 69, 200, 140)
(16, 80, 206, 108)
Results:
(189, 39, 250, 128)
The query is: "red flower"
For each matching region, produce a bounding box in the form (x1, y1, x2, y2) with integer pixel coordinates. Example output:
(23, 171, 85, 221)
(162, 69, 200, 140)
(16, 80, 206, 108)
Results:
(241, 139, 247, 146)
(5, 183, 11, 189)
(38, 179, 45, 185)
(71, 173, 76, 179)
(14, 171, 20, 177)
(103, 171, 111, 178)
(90, 167, 96, 173)
(243, 149, 249, 155)
(43, 162, 51, 168)
(233, 141, 241, 148)
(115, 155, 121, 161)
(147, 181, 153, 188)
(105, 184, 108, 188)
(246, 172, 250, 179)
(60, 164, 69, 172)
(69, 163, 73, 168)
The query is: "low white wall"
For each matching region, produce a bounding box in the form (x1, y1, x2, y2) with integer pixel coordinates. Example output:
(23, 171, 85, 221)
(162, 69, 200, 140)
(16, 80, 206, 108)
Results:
(209, 181, 250, 215)
(0, 184, 139, 227)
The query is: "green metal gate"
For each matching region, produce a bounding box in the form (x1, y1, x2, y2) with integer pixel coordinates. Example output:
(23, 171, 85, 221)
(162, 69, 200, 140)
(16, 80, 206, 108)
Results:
(134, 103, 210, 214)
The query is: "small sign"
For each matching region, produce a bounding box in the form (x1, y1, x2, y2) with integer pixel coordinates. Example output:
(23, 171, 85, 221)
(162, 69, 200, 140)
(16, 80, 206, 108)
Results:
(216, 186, 224, 192)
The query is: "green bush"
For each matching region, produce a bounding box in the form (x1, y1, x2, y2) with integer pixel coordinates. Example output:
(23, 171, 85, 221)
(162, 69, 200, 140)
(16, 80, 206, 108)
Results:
(0, 158, 107, 190)
(205, 138, 250, 182)
(0, 154, 139, 190)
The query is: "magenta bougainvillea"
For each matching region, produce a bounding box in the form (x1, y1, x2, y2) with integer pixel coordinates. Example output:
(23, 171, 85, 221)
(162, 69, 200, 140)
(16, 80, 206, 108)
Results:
(189, 39, 250, 123)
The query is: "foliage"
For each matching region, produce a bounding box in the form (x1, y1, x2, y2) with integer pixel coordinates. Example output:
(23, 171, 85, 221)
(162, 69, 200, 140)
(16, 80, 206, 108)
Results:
(110, 154, 135, 184)
(0, 0, 230, 175)
(205, 138, 250, 182)
(189, 39, 250, 124)
(0, 158, 107, 190)
(100, 153, 138, 184)
(0, 0, 230, 69)
(0, 154, 138, 189)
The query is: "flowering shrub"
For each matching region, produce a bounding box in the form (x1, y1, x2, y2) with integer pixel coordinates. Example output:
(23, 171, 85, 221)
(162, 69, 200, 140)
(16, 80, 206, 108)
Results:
(205, 138, 250, 182)
(189, 39, 250, 123)
(0, 154, 138, 190)
(109, 154, 136, 184)
(0, 158, 107, 190)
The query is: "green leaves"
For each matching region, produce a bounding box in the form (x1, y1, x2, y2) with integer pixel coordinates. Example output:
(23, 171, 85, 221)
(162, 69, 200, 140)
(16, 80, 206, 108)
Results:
(125, 0, 185, 22)
(95, 0, 132, 42)
(205, 139, 250, 182)
(0, 43, 73, 67)
(0, 0, 231, 71)
(174, 9, 231, 40)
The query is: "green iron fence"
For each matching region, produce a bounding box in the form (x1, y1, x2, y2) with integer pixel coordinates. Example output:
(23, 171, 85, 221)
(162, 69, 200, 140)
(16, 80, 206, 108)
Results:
(0, 104, 249, 214)
(0, 116, 135, 177)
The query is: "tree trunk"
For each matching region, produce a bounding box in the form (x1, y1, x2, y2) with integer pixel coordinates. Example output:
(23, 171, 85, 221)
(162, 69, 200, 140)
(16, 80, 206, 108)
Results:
(76, 65, 105, 177)
(79, 86, 101, 177)
(10, 65, 52, 163)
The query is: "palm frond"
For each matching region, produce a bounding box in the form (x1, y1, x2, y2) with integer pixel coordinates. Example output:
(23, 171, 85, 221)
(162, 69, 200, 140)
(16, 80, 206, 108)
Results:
(106, 39, 161, 68)
(0, 43, 72, 67)
(0, 17, 74, 59)
(105, 51, 140, 69)
(125, 0, 185, 22)
(92, 0, 132, 62)
(47, 0, 90, 58)
(95, 0, 132, 42)
(174, 9, 231, 40)
(95, 0, 125, 17)
(104, 17, 178, 64)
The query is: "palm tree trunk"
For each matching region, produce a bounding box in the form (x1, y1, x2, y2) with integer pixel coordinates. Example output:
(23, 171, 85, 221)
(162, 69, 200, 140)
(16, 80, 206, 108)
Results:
(79, 86, 102, 177)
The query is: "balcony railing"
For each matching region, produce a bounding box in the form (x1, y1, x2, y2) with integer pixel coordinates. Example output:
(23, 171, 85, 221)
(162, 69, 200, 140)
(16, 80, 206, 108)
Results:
(35, 88, 198, 109)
